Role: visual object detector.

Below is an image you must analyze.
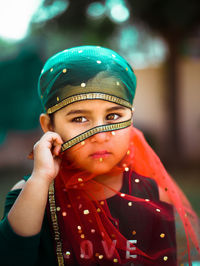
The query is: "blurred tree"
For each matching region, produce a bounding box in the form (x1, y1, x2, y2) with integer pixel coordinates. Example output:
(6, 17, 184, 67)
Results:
(44, 0, 97, 29)
(127, 0, 200, 158)
(35, 0, 115, 45)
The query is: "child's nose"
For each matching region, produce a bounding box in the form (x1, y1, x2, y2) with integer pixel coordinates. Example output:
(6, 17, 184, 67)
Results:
(90, 131, 110, 143)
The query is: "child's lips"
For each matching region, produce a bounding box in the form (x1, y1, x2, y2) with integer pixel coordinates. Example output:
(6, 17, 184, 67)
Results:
(90, 150, 111, 159)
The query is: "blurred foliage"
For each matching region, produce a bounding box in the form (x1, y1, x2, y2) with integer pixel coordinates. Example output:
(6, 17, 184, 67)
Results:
(33, 0, 115, 45)
(0, 45, 43, 134)
(128, 0, 200, 38)
(39, 0, 200, 38)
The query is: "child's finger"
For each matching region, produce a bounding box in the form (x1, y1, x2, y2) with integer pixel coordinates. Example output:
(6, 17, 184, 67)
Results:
(52, 143, 62, 156)
(29, 132, 63, 159)
(36, 132, 63, 151)
(42, 132, 63, 145)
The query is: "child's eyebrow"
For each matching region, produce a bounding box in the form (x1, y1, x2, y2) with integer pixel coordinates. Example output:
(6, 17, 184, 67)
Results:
(66, 106, 127, 116)
(106, 106, 127, 112)
(66, 109, 91, 116)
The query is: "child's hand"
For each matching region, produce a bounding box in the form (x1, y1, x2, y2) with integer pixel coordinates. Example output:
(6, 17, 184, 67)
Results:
(32, 131, 63, 184)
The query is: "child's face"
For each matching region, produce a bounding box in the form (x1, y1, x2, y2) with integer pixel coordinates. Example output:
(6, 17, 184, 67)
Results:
(52, 100, 132, 174)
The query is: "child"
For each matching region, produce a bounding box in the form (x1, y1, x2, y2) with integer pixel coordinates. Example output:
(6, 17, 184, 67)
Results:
(0, 45, 199, 265)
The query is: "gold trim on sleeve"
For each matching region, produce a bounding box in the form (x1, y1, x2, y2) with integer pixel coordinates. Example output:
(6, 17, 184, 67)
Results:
(48, 182, 64, 266)
(47, 93, 132, 114)
(61, 119, 132, 152)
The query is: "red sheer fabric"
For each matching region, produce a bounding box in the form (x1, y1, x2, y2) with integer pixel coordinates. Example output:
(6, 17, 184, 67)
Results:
(48, 127, 200, 265)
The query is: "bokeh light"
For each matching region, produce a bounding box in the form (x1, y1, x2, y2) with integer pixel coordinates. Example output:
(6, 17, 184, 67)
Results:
(106, 0, 130, 23)
(110, 4, 130, 23)
(32, 0, 69, 23)
(0, 0, 69, 42)
(87, 2, 106, 19)
(0, 0, 41, 41)
(111, 25, 168, 69)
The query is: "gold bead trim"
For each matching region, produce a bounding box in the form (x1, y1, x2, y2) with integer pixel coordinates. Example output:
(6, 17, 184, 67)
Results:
(49, 182, 64, 266)
(47, 93, 132, 114)
(160, 233, 165, 238)
(61, 119, 132, 152)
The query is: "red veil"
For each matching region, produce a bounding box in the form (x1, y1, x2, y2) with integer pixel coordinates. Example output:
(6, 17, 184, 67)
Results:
(47, 126, 200, 265)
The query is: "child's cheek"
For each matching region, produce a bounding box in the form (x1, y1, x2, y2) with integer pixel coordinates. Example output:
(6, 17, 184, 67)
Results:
(64, 145, 89, 167)
(115, 127, 131, 146)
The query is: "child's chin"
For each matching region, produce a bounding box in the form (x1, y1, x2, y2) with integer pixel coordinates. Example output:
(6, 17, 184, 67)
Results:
(87, 165, 113, 175)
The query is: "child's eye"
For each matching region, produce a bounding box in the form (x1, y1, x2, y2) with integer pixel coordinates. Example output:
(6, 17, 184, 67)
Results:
(106, 113, 121, 121)
(72, 116, 88, 123)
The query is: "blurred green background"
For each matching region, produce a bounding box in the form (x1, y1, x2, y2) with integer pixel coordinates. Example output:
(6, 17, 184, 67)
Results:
(0, 0, 200, 218)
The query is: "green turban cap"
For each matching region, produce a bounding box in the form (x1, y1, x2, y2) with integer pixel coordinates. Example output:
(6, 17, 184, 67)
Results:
(38, 45, 137, 114)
